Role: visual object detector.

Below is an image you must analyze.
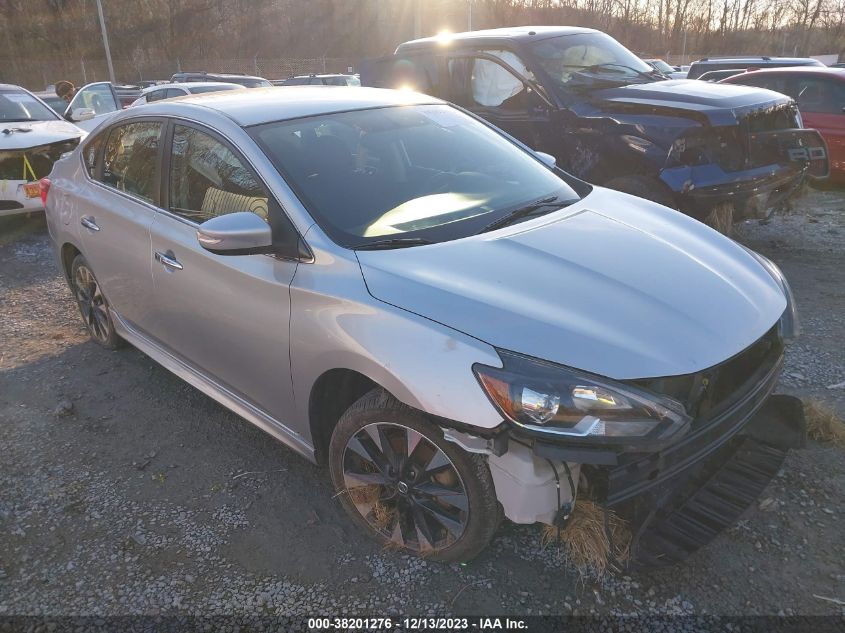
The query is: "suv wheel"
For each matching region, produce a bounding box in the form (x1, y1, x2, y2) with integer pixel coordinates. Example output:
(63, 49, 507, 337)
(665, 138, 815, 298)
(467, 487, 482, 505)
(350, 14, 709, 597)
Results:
(70, 254, 122, 349)
(329, 388, 500, 562)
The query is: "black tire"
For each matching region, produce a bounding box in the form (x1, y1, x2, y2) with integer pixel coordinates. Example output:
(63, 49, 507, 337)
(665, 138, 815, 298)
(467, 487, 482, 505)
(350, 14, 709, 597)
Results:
(329, 388, 500, 563)
(604, 175, 678, 210)
(70, 254, 122, 350)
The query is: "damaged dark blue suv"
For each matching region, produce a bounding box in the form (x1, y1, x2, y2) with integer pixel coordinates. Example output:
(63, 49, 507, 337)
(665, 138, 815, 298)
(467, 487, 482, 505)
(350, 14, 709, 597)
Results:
(362, 26, 828, 230)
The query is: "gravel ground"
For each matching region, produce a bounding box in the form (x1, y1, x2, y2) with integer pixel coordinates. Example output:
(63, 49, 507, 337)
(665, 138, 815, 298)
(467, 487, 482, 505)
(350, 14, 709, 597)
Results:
(0, 191, 844, 623)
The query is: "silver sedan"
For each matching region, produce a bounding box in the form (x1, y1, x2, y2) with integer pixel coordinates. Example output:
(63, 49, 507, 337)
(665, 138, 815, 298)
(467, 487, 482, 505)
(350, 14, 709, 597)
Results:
(43, 87, 799, 563)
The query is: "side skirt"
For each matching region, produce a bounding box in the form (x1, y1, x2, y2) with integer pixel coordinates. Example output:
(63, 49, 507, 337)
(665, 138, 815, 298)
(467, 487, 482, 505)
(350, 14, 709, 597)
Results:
(111, 310, 317, 463)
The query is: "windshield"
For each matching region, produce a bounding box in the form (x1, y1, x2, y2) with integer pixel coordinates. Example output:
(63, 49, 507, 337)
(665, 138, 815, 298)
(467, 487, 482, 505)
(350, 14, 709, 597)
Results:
(238, 78, 272, 88)
(0, 89, 59, 122)
(649, 59, 675, 74)
(188, 84, 239, 94)
(251, 104, 580, 247)
(528, 33, 659, 90)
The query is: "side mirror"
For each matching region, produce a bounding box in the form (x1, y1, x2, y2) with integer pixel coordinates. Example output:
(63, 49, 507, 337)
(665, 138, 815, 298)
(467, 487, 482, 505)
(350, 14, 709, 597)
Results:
(535, 151, 556, 168)
(70, 107, 96, 122)
(196, 212, 273, 255)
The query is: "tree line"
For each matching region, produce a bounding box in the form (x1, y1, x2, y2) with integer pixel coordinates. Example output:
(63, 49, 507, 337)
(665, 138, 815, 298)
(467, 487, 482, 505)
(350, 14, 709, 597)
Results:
(1, 0, 843, 83)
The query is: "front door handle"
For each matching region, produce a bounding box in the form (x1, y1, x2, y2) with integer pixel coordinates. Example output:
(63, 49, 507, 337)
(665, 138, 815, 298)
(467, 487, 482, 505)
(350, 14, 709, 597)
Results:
(80, 216, 100, 232)
(154, 251, 183, 271)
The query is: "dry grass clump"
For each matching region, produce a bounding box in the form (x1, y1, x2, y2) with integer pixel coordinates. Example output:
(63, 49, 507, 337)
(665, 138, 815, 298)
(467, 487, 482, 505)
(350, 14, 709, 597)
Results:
(347, 484, 394, 529)
(805, 400, 845, 447)
(705, 202, 735, 236)
(541, 499, 631, 576)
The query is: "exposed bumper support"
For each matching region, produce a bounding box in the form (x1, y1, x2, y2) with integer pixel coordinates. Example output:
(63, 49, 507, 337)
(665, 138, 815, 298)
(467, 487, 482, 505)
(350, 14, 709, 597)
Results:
(619, 394, 806, 567)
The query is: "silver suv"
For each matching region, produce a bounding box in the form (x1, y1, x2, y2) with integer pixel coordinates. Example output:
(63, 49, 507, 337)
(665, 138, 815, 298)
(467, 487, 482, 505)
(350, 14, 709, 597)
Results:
(43, 87, 801, 564)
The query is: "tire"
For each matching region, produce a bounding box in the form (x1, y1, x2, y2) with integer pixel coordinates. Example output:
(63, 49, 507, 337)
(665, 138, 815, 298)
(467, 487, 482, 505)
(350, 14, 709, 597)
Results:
(604, 175, 678, 210)
(329, 388, 500, 563)
(70, 254, 122, 350)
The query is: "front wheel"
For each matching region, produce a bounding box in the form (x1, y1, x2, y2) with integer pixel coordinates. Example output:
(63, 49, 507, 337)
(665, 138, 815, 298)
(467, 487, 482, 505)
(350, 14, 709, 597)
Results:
(329, 389, 500, 562)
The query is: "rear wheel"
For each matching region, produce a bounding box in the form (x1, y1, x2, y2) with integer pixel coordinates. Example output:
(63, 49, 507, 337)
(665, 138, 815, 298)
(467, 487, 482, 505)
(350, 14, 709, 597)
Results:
(329, 388, 500, 562)
(70, 254, 122, 349)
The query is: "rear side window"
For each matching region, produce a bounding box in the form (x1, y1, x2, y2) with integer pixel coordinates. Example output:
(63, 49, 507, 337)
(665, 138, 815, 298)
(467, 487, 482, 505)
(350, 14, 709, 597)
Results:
(165, 88, 187, 99)
(734, 75, 789, 94)
(99, 121, 161, 204)
(146, 89, 168, 103)
(793, 78, 845, 114)
(83, 133, 104, 177)
(168, 124, 269, 223)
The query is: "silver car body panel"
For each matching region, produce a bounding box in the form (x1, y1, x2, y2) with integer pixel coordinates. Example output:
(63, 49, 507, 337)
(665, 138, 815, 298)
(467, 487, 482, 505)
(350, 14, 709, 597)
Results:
(357, 187, 787, 380)
(44, 87, 789, 461)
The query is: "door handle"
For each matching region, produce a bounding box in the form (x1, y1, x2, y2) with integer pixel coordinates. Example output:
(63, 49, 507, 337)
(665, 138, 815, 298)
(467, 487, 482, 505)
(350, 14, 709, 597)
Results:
(80, 216, 100, 231)
(154, 251, 183, 271)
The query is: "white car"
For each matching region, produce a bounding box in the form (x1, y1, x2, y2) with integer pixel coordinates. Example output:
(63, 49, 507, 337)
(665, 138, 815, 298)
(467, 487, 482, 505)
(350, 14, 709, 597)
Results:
(129, 81, 242, 107)
(0, 83, 84, 216)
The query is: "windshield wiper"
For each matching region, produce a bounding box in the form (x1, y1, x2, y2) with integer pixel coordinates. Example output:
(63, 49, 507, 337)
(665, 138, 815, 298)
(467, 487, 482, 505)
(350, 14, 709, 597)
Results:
(480, 195, 571, 233)
(352, 237, 433, 250)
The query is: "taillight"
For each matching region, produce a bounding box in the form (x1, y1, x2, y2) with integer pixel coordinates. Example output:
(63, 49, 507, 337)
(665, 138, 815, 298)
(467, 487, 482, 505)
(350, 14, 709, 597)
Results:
(39, 178, 51, 206)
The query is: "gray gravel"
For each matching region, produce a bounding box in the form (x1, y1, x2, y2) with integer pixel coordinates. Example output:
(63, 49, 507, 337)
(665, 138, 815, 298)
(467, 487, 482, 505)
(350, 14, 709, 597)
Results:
(0, 191, 843, 621)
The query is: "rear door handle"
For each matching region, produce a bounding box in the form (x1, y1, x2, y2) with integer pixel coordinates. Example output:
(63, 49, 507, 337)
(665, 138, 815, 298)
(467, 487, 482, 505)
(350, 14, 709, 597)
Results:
(80, 216, 100, 231)
(154, 251, 183, 271)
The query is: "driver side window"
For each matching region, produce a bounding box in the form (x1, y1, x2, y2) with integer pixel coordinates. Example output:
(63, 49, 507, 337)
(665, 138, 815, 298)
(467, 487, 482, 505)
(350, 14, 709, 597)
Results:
(70, 84, 119, 116)
(450, 50, 533, 110)
(168, 125, 269, 224)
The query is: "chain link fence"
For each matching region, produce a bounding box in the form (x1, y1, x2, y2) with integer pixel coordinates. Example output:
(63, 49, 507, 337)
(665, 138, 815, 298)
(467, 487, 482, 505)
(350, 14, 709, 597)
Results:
(0, 57, 358, 90)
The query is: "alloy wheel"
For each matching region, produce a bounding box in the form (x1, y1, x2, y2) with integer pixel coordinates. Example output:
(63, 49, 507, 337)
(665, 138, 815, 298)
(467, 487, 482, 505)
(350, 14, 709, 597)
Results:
(342, 422, 469, 554)
(73, 264, 111, 343)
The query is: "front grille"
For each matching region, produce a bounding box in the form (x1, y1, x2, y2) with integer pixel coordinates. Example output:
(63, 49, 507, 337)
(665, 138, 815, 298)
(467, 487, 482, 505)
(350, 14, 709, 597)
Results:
(629, 324, 783, 424)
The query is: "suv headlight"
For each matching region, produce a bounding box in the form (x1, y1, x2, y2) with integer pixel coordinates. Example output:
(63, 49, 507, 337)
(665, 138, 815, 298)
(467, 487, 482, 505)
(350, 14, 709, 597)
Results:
(474, 351, 691, 450)
(741, 246, 799, 338)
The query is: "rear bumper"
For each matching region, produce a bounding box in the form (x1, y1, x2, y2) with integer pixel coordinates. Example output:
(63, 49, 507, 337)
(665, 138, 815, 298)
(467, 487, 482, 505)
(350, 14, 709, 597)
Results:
(0, 179, 44, 216)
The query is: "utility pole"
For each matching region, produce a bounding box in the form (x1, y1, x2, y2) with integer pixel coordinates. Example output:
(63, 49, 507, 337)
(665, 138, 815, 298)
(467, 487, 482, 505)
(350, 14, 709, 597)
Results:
(95, 0, 116, 84)
(413, 0, 422, 39)
(468, 0, 473, 31)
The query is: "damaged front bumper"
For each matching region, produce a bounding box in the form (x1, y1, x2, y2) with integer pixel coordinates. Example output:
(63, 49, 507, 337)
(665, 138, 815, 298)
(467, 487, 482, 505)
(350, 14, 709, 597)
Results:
(464, 326, 806, 566)
(661, 127, 829, 221)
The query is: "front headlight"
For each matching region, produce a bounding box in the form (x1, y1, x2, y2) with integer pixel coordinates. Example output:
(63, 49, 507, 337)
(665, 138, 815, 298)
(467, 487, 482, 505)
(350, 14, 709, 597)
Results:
(473, 351, 691, 450)
(741, 246, 799, 338)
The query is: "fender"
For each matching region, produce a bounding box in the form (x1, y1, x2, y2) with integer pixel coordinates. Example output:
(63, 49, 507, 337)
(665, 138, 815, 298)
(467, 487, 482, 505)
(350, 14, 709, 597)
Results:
(288, 228, 504, 442)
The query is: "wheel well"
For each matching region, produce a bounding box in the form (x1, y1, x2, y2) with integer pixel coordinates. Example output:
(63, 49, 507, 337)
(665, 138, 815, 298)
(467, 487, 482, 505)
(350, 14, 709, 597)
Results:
(309, 369, 378, 465)
(60, 243, 81, 281)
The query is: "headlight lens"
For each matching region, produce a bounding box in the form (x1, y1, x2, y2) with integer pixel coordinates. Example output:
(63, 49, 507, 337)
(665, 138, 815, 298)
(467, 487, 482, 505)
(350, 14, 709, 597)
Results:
(474, 351, 691, 449)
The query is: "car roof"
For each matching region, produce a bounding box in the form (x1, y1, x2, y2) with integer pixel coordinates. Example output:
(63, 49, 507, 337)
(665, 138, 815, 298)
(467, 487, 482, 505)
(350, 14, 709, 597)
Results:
(693, 56, 818, 64)
(142, 81, 241, 94)
(0, 83, 29, 91)
(397, 25, 598, 52)
(133, 86, 442, 127)
(726, 66, 845, 78)
(175, 72, 264, 80)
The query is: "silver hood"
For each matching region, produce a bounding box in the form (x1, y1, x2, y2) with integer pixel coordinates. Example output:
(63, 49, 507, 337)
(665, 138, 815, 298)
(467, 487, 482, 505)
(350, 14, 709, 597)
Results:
(357, 187, 787, 380)
(0, 120, 84, 151)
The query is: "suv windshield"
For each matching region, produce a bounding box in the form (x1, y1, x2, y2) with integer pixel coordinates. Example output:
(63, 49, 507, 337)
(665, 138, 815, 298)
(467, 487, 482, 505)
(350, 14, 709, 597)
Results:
(251, 104, 580, 247)
(0, 89, 59, 122)
(528, 33, 660, 91)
